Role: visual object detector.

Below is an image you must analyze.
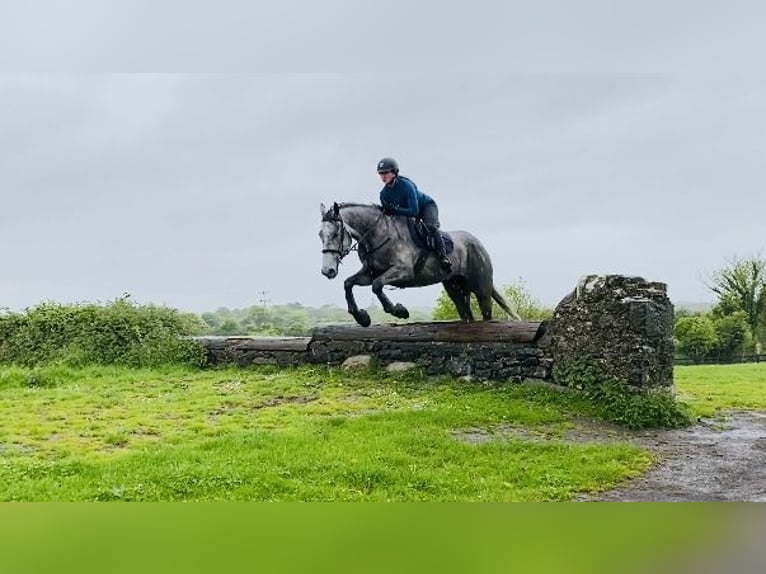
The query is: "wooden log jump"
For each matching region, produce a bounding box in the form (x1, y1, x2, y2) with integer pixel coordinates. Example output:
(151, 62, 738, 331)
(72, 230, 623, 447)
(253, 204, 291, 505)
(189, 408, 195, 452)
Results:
(312, 320, 545, 344)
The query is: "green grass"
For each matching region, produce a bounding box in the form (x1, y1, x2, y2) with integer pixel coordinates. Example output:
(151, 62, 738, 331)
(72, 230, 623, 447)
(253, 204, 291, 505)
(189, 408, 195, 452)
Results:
(0, 364, 652, 501)
(675, 362, 766, 417)
(4, 361, 761, 501)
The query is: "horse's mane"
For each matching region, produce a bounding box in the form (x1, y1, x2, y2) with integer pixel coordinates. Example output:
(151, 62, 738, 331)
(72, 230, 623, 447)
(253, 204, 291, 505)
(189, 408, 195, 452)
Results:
(322, 202, 382, 221)
(338, 202, 381, 210)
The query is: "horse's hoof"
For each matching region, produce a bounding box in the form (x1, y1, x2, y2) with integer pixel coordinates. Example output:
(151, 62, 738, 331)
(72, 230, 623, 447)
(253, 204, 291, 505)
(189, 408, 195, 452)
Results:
(392, 304, 410, 319)
(355, 310, 371, 327)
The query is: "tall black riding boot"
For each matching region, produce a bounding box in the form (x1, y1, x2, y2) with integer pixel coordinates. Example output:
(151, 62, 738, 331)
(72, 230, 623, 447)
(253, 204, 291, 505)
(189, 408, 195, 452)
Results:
(430, 230, 452, 273)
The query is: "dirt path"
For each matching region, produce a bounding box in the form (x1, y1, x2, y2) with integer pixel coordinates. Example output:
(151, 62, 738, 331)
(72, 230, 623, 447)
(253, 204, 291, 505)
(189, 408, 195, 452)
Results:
(584, 411, 766, 502)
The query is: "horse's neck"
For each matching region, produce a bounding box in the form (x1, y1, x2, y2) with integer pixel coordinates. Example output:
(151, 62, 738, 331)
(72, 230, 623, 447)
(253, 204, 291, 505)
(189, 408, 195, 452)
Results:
(341, 205, 385, 239)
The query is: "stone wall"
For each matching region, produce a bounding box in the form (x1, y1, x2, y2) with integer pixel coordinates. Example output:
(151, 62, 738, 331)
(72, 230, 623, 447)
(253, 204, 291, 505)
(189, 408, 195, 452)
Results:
(309, 339, 551, 380)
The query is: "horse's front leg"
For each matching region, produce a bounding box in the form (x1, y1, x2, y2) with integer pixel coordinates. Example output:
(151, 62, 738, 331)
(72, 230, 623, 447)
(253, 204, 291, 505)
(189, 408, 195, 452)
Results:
(344, 267, 373, 327)
(372, 267, 413, 320)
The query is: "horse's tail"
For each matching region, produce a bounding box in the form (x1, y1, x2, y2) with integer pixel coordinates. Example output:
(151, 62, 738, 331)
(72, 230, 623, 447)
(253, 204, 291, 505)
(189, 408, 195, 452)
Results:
(492, 287, 521, 320)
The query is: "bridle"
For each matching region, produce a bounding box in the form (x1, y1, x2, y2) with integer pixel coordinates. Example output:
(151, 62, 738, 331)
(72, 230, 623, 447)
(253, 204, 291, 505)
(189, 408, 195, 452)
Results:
(321, 215, 354, 261)
(321, 205, 390, 264)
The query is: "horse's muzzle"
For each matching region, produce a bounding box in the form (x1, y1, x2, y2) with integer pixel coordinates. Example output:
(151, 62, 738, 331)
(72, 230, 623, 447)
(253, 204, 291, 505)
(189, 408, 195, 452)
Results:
(323, 268, 337, 279)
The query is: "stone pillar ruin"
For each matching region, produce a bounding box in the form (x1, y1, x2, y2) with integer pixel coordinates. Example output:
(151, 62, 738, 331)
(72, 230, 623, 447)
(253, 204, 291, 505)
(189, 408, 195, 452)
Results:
(549, 274, 675, 390)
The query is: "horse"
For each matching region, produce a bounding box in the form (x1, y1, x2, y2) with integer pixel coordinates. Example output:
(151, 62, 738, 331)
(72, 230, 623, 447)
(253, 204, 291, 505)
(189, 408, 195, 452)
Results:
(319, 202, 519, 327)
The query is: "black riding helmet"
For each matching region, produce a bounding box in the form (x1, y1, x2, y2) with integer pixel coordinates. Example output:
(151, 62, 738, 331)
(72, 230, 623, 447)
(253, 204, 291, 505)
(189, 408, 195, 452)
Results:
(376, 157, 399, 174)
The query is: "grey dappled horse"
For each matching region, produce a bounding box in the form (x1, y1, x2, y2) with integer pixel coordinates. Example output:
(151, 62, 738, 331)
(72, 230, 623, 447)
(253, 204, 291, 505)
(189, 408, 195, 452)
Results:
(319, 202, 519, 327)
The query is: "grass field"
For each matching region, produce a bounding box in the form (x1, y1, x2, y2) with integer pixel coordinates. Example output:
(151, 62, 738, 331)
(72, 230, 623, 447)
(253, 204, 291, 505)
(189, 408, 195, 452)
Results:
(0, 362, 763, 501)
(675, 363, 766, 417)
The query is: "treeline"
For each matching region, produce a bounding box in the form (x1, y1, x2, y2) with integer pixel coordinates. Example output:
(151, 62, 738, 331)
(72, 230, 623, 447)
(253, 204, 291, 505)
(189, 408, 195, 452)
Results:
(200, 302, 434, 336)
(674, 255, 766, 363)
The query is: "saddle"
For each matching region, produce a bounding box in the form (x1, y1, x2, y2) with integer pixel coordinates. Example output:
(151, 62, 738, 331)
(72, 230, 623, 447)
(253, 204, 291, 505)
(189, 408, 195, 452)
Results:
(406, 218, 454, 254)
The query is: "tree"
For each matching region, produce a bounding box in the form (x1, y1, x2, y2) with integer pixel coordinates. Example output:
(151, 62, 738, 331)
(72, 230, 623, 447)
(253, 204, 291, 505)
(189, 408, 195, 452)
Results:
(215, 319, 242, 336)
(432, 279, 552, 321)
(674, 308, 696, 321)
(501, 280, 553, 321)
(707, 255, 766, 351)
(674, 316, 717, 362)
(200, 312, 220, 329)
(710, 312, 751, 361)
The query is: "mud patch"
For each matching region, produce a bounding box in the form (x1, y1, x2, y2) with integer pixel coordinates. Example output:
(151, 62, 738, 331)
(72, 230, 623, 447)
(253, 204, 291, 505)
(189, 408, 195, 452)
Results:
(451, 425, 550, 444)
(0, 442, 38, 456)
(214, 380, 244, 394)
(129, 426, 161, 438)
(255, 394, 320, 409)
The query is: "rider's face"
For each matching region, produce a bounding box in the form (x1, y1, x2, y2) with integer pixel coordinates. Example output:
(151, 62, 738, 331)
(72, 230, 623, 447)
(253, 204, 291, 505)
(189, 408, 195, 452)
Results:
(379, 170, 396, 185)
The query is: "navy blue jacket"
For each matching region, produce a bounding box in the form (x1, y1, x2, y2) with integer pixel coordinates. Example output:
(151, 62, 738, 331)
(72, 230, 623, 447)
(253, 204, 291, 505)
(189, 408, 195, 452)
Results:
(379, 175, 435, 218)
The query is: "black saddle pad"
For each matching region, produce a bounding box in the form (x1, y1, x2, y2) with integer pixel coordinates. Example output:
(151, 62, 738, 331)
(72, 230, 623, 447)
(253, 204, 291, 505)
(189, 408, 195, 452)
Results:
(406, 218, 454, 254)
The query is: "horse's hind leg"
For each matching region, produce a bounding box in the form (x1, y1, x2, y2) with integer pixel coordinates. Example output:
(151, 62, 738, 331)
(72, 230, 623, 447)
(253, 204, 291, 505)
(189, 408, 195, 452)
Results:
(458, 277, 476, 322)
(475, 289, 494, 321)
(443, 279, 473, 322)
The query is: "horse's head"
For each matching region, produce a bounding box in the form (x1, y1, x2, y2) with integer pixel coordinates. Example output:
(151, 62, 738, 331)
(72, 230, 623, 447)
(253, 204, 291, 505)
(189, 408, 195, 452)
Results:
(319, 202, 352, 279)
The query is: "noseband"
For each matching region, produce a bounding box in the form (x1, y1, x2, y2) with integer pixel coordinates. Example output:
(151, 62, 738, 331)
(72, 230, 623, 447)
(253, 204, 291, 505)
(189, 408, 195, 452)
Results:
(322, 215, 353, 260)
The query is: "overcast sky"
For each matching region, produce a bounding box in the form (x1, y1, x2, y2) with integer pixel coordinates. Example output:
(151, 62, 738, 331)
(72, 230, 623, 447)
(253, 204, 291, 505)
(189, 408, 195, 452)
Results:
(1, 74, 764, 313)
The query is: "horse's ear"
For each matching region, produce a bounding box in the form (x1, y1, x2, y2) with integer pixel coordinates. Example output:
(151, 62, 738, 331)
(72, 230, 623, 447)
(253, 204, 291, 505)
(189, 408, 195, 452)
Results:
(320, 202, 326, 216)
(333, 202, 340, 216)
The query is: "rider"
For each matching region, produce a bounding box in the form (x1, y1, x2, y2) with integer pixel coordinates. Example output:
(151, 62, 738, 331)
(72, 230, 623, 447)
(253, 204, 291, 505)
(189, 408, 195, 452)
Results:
(376, 157, 452, 273)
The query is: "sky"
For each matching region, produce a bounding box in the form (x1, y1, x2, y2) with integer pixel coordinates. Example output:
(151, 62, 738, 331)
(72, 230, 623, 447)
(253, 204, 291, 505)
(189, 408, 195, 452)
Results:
(1, 73, 764, 313)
